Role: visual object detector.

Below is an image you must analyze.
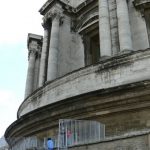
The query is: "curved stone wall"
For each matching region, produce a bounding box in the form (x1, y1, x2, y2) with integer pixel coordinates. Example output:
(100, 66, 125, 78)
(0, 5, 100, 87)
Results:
(18, 49, 150, 117)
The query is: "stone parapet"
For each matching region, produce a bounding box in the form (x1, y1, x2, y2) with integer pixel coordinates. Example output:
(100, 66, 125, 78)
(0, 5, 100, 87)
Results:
(19, 49, 150, 116)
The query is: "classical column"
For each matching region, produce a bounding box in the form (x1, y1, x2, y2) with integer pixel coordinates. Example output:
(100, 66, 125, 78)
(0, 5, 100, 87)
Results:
(38, 23, 49, 87)
(108, 0, 120, 55)
(33, 50, 41, 90)
(116, 0, 133, 51)
(24, 42, 37, 98)
(47, 12, 61, 81)
(99, 0, 112, 57)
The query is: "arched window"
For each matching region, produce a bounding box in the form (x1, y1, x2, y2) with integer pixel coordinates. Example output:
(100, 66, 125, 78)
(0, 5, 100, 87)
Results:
(77, 13, 100, 66)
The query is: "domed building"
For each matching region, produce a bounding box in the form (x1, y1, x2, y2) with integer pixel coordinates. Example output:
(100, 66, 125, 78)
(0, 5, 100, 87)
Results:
(5, 0, 150, 149)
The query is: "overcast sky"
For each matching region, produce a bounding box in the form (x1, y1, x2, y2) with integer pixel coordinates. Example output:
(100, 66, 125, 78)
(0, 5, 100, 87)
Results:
(0, 0, 46, 137)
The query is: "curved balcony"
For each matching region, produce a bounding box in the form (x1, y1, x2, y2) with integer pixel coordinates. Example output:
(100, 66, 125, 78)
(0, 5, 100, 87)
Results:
(17, 49, 150, 118)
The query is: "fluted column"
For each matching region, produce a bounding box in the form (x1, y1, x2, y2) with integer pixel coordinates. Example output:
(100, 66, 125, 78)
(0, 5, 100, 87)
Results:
(38, 23, 49, 87)
(24, 44, 37, 98)
(116, 0, 133, 51)
(99, 0, 112, 57)
(47, 12, 61, 81)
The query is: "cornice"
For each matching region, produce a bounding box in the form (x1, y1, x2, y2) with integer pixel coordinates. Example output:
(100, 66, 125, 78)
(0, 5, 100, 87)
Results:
(39, 0, 96, 16)
(39, 0, 56, 15)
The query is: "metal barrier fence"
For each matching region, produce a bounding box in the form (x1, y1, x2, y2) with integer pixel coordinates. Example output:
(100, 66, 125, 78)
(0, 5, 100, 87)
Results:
(8, 119, 105, 150)
(58, 119, 105, 150)
(10, 136, 41, 150)
(8, 137, 58, 150)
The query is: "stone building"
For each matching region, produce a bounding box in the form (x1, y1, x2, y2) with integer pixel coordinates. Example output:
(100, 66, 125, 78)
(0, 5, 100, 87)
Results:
(5, 0, 150, 149)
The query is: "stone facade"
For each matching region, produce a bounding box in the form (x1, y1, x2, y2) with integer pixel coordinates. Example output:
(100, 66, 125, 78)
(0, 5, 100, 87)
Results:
(69, 132, 150, 150)
(5, 0, 150, 149)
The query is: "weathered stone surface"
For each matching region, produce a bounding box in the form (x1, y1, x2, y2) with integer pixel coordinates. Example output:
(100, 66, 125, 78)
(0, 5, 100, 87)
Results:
(116, 0, 133, 51)
(5, 0, 150, 149)
(61, 0, 86, 8)
(5, 79, 150, 141)
(24, 34, 42, 98)
(20, 49, 150, 116)
(99, 0, 112, 56)
(69, 133, 149, 150)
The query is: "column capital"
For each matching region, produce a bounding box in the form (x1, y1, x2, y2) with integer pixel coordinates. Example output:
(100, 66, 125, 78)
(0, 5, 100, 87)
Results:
(29, 42, 42, 58)
(42, 20, 50, 30)
(44, 9, 63, 23)
(27, 33, 43, 59)
(28, 41, 39, 59)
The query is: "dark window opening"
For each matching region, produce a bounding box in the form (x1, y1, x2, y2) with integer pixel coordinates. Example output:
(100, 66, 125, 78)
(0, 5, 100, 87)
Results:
(145, 9, 150, 44)
(90, 33, 100, 64)
(83, 25, 100, 66)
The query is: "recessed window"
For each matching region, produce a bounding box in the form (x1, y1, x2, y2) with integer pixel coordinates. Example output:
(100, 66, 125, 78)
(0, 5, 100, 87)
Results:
(82, 24, 100, 66)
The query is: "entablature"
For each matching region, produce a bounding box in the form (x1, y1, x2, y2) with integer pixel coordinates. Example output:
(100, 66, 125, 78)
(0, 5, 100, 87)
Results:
(39, 0, 98, 33)
(27, 33, 43, 49)
(27, 33, 43, 58)
(39, 0, 97, 15)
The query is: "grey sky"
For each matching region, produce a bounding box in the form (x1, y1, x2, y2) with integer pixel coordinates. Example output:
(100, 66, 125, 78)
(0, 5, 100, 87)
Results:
(0, 0, 46, 137)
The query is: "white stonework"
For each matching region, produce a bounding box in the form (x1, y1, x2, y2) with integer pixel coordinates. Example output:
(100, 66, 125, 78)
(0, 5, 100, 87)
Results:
(116, 0, 133, 51)
(24, 43, 37, 98)
(38, 26, 49, 87)
(99, 0, 112, 56)
(129, 0, 150, 50)
(24, 34, 42, 98)
(47, 10, 63, 81)
(17, 0, 150, 122)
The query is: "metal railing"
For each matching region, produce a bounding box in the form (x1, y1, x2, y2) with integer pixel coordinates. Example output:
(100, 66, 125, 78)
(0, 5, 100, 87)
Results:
(58, 119, 105, 150)
(8, 119, 105, 150)
(10, 137, 43, 150)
